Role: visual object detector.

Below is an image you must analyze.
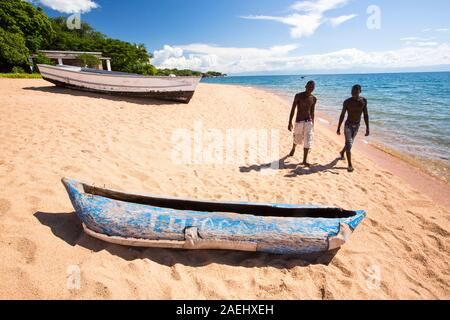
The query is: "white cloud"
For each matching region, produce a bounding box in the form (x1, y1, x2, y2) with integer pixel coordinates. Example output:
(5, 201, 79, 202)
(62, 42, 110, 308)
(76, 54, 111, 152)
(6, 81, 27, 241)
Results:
(291, 0, 349, 13)
(242, 14, 323, 38)
(328, 14, 357, 27)
(403, 41, 439, 47)
(152, 43, 450, 74)
(32, 0, 99, 13)
(422, 28, 450, 33)
(241, 0, 355, 38)
(153, 44, 299, 72)
(152, 45, 220, 70)
(400, 37, 438, 47)
(291, 45, 450, 70)
(400, 37, 432, 41)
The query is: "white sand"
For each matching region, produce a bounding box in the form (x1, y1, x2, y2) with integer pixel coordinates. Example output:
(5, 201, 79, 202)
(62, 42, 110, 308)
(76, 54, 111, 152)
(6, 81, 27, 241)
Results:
(0, 79, 448, 299)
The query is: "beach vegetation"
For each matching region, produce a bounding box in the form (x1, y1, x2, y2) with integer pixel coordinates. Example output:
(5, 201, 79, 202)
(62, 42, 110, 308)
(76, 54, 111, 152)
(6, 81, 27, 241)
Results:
(45, 17, 156, 75)
(32, 52, 55, 67)
(0, 0, 54, 72)
(0, 28, 30, 70)
(11, 66, 25, 73)
(76, 53, 100, 68)
(157, 68, 202, 77)
(203, 71, 227, 77)
(0, 72, 42, 79)
(157, 69, 226, 77)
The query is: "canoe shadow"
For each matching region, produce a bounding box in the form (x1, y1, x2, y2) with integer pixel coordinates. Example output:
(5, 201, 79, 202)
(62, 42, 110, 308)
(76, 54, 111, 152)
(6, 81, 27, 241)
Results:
(23, 86, 184, 106)
(240, 156, 347, 177)
(34, 211, 341, 269)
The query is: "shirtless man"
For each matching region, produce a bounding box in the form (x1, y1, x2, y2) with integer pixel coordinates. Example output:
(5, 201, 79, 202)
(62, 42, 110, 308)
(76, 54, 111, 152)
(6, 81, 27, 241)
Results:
(337, 85, 370, 172)
(288, 81, 317, 167)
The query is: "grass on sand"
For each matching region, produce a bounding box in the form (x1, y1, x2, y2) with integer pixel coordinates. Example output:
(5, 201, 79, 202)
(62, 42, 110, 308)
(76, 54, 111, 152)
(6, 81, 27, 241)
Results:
(0, 73, 42, 79)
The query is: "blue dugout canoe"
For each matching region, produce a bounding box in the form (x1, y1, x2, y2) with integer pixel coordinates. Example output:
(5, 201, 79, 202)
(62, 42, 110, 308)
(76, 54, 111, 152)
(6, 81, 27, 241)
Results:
(62, 178, 366, 255)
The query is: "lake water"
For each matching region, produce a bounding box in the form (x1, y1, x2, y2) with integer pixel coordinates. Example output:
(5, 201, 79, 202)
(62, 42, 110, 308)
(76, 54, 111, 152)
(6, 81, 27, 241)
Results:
(203, 72, 450, 180)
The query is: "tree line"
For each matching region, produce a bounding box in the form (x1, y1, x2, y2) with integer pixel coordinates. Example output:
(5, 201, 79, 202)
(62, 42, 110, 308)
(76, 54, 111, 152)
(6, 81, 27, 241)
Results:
(0, 0, 226, 77)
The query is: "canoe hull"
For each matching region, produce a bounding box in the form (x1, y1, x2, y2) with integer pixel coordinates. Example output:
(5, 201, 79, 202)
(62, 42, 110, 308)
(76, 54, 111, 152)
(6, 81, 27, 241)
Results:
(62, 178, 366, 255)
(38, 64, 201, 103)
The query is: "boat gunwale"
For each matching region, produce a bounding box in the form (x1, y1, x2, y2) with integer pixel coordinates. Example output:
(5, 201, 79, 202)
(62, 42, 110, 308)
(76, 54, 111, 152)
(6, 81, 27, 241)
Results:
(62, 178, 362, 220)
(37, 64, 202, 80)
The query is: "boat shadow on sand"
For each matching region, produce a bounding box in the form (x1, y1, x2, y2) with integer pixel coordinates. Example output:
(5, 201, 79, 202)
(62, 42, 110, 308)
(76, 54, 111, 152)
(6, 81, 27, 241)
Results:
(34, 211, 341, 268)
(23, 86, 184, 106)
(240, 156, 348, 177)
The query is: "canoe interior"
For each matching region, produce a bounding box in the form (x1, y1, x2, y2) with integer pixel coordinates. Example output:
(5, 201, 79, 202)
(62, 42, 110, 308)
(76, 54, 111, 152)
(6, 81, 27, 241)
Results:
(81, 183, 357, 219)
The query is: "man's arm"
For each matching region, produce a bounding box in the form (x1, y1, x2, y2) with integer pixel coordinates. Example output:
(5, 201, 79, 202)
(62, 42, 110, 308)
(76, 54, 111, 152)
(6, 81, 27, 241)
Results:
(363, 98, 370, 136)
(337, 102, 347, 135)
(288, 95, 298, 131)
(311, 97, 317, 124)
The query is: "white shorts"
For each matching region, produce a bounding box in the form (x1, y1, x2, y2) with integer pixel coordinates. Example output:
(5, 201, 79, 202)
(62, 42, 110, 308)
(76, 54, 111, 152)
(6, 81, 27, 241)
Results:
(294, 121, 314, 149)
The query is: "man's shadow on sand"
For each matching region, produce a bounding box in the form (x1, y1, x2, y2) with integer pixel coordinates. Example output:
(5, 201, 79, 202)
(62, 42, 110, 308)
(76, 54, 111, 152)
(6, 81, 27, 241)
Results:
(34, 211, 341, 269)
(23, 86, 182, 106)
(240, 156, 347, 177)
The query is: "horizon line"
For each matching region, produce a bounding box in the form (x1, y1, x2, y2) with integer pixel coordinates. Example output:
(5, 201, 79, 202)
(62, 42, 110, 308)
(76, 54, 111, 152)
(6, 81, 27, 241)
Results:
(224, 69, 450, 77)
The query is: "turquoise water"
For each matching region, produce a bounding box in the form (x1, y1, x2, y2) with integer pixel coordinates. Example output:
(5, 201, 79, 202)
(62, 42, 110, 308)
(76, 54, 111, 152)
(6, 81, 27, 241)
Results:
(203, 72, 450, 175)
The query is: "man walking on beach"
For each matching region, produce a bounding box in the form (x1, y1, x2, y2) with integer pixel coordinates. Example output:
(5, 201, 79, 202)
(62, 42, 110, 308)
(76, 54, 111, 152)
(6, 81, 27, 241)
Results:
(288, 80, 317, 167)
(337, 84, 370, 172)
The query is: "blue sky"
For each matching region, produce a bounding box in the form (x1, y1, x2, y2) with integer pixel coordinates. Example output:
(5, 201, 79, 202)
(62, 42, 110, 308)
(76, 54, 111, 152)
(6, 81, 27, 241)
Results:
(35, 0, 450, 74)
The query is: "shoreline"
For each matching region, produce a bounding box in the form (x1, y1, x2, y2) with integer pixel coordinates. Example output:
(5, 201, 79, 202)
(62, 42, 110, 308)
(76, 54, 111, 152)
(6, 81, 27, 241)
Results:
(315, 110, 450, 209)
(216, 82, 450, 208)
(204, 80, 449, 183)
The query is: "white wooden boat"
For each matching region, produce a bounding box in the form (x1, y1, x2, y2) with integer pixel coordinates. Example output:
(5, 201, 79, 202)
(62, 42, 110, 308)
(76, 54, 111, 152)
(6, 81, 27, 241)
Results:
(37, 64, 201, 103)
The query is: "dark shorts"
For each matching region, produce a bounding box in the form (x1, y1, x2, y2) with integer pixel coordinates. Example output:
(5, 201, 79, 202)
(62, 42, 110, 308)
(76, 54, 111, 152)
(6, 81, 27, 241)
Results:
(344, 121, 360, 151)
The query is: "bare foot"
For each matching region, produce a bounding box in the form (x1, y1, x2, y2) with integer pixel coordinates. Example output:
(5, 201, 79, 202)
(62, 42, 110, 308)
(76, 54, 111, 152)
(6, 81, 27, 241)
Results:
(347, 166, 354, 172)
(302, 162, 311, 168)
(339, 151, 345, 161)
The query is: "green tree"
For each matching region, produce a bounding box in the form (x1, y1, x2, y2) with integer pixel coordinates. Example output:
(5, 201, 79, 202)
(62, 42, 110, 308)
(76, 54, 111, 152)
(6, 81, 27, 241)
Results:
(0, 0, 54, 71)
(46, 18, 155, 75)
(46, 17, 105, 52)
(76, 53, 100, 68)
(0, 0, 54, 52)
(0, 28, 29, 69)
(32, 52, 55, 65)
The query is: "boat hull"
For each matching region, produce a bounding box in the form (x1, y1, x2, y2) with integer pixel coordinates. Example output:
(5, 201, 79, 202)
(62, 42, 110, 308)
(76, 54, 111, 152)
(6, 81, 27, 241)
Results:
(37, 64, 201, 103)
(62, 178, 366, 255)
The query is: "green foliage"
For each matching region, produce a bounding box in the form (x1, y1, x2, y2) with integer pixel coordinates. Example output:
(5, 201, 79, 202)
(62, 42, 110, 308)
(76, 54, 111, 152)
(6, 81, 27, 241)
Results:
(100, 40, 153, 74)
(0, 28, 30, 70)
(0, 0, 54, 71)
(32, 52, 55, 65)
(157, 69, 202, 77)
(46, 18, 155, 74)
(76, 53, 100, 68)
(127, 62, 158, 76)
(11, 66, 25, 73)
(156, 69, 226, 77)
(46, 17, 105, 52)
(0, 0, 54, 52)
(0, 73, 42, 79)
(203, 71, 227, 77)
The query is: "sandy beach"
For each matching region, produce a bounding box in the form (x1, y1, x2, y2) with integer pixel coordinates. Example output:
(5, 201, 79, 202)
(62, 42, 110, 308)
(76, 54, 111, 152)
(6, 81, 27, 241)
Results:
(0, 78, 448, 299)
